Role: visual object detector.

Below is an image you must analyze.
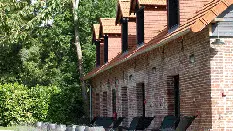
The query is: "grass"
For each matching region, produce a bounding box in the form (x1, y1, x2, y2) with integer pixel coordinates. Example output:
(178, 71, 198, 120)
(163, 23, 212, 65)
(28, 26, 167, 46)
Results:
(0, 126, 39, 131)
(0, 126, 16, 130)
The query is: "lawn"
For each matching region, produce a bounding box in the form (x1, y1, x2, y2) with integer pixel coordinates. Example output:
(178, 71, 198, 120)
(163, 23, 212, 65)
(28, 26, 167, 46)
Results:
(0, 126, 16, 130)
(0, 126, 41, 131)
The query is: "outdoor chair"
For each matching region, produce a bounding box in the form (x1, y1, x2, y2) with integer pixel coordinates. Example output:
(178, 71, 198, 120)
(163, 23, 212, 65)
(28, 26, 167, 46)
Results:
(153, 115, 179, 131)
(118, 116, 155, 131)
(89, 116, 98, 126)
(118, 117, 141, 131)
(107, 117, 125, 131)
(94, 117, 114, 128)
(77, 117, 97, 126)
(175, 115, 198, 131)
(135, 116, 155, 130)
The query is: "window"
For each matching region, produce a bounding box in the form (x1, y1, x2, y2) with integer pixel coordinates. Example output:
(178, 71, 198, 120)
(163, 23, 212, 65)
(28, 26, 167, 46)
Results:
(95, 41, 100, 67)
(136, 83, 145, 117)
(136, 7, 144, 45)
(95, 93, 100, 116)
(121, 87, 128, 126)
(104, 35, 108, 63)
(112, 89, 116, 115)
(122, 18, 128, 52)
(103, 91, 108, 117)
(168, 0, 179, 31)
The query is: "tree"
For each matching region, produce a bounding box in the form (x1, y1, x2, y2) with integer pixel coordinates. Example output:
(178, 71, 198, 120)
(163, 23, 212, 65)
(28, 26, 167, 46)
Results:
(72, 0, 117, 117)
(0, 0, 117, 123)
(72, 0, 88, 117)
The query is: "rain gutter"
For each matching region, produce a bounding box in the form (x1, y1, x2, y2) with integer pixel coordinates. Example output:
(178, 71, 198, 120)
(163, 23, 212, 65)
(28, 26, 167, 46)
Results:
(85, 28, 191, 80)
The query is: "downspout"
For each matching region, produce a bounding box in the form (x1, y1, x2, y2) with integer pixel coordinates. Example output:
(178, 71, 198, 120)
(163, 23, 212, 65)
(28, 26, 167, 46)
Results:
(89, 82, 92, 122)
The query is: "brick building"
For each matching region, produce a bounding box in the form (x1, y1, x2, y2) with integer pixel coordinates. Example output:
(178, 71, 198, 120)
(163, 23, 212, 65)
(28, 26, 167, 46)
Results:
(84, 0, 233, 130)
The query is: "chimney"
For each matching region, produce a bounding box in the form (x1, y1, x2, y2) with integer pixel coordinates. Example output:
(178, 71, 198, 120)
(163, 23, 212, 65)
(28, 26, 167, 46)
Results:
(116, 0, 137, 52)
(99, 18, 121, 63)
(130, 0, 167, 44)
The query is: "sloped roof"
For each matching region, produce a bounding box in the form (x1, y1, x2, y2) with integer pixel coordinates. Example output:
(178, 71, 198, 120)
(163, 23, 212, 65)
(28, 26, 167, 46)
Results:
(120, 0, 136, 17)
(138, 0, 166, 5)
(116, 0, 136, 24)
(93, 24, 100, 40)
(130, 0, 166, 14)
(100, 18, 121, 35)
(83, 0, 233, 80)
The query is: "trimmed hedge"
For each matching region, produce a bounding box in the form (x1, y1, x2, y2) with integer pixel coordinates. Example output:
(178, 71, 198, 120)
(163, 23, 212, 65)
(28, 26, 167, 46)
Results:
(0, 83, 84, 126)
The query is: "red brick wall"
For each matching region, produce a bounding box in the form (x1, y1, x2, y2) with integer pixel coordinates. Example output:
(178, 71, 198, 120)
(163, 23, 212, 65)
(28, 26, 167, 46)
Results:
(108, 35, 121, 61)
(90, 27, 233, 130)
(144, 9, 167, 43)
(128, 21, 137, 50)
(179, 0, 210, 25)
(100, 42, 104, 66)
(209, 38, 233, 130)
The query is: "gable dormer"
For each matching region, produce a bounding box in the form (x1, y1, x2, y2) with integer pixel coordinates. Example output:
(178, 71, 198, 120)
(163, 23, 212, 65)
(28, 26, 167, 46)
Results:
(130, 0, 167, 44)
(116, 0, 136, 53)
(168, 0, 210, 28)
(99, 18, 121, 63)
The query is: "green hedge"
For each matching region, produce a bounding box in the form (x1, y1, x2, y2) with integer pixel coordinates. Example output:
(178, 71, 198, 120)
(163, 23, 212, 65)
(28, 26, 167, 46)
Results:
(0, 83, 84, 126)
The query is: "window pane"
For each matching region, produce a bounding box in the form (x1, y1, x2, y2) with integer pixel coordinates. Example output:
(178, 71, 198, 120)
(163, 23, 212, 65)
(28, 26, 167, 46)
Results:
(136, 8, 144, 45)
(168, 0, 179, 29)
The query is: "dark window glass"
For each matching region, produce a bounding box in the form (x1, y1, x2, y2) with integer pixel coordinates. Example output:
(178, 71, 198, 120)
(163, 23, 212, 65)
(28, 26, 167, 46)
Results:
(104, 35, 108, 63)
(95, 93, 100, 116)
(103, 92, 108, 117)
(122, 19, 128, 52)
(95, 41, 100, 66)
(112, 89, 116, 114)
(168, 0, 179, 30)
(136, 7, 144, 45)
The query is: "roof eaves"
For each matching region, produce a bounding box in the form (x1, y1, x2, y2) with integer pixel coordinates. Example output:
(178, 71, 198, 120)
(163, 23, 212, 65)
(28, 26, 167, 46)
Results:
(83, 28, 190, 80)
(99, 18, 121, 35)
(191, 0, 233, 32)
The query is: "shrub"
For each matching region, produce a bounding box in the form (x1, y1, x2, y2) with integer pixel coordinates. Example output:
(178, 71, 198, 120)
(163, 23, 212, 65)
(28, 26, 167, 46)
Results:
(0, 83, 60, 126)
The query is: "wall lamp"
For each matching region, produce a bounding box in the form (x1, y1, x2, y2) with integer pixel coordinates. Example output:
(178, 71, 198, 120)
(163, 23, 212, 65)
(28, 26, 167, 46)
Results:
(211, 22, 225, 45)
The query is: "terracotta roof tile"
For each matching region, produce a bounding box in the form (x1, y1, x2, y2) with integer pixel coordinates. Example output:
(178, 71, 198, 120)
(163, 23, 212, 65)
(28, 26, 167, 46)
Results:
(93, 24, 100, 40)
(191, 0, 233, 32)
(130, 0, 166, 14)
(83, 0, 233, 80)
(138, 0, 166, 5)
(100, 18, 121, 35)
(116, 0, 136, 24)
(119, 0, 135, 17)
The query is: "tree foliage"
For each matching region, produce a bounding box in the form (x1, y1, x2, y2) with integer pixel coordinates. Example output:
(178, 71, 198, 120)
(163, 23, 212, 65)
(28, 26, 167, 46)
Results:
(0, 83, 84, 126)
(0, 0, 117, 125)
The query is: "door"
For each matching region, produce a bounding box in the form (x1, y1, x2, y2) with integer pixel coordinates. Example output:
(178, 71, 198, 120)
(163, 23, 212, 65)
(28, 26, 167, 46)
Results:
(174, 75, 180, 118)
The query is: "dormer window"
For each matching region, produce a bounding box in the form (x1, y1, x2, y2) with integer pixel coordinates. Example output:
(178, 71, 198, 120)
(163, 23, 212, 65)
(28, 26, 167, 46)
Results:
(104, 35, 108, 63)
(122, 18, 128, 53)
(168, 0, 179, 31)
(95, 41, 100, 67)
(136, 7, 144, 45)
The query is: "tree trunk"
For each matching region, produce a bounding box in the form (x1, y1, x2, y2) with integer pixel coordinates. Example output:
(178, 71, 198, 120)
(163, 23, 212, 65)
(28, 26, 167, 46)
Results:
(72, 0, 88, 117)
